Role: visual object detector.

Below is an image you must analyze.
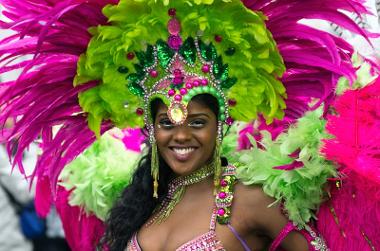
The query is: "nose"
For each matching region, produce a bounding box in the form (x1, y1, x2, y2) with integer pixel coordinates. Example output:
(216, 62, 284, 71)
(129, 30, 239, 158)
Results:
(172, 124, 192, 143)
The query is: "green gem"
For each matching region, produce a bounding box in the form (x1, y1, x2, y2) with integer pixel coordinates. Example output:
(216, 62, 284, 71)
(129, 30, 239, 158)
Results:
(136, 45, 154, 68)
(195, 87, 202, 94)
(225, 47, 236, 56)
(179, 37, 196, 65)
(218, 98, 225, 106)
(210, 88, 217, 95)
(183, 95, 190, 102)
(117, 66, 129, 74)
(189, 89, 196, 96)
(220, 114, 226, 121)
(213, 56, 228, 81)
(198, 40, 217, 61)
(127, 82, 144, 97)
(201, 86, 208, 92)
(156, 40, 174, 68)
(219, 106, 225, 113)
(132, 64, 146, 80)
(221, 77, 237, 89)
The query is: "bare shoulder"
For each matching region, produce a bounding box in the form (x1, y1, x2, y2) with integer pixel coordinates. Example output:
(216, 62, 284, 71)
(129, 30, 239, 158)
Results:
(232, 182, 285, 231)
(234, 182, 278, 210)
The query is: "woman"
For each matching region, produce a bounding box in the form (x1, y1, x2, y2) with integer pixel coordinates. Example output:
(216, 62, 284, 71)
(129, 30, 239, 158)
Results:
(0, 0, 376, 250)
(103, 95, 320, 251)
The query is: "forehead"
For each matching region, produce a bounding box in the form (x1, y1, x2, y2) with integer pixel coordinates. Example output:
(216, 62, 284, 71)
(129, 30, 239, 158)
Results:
(156, 98, 214, 116)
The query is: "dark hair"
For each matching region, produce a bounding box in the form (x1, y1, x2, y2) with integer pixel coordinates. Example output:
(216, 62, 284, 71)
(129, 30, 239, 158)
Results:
(101, 94, 220, 250)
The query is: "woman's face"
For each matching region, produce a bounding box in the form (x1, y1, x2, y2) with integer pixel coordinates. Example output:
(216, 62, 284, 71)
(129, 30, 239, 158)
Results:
(154, 99, 218, 176)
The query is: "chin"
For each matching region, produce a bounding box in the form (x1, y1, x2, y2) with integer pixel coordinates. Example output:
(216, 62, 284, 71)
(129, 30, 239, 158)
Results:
(169, 162, 199, 176)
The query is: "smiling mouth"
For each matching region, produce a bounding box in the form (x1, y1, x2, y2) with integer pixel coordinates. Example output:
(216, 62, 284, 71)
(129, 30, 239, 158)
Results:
(170, 147, 197, 161)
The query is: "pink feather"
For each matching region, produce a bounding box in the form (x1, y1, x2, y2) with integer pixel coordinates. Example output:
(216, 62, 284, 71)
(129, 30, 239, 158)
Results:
(55, 186, 105, 251)
(243, 0, 371, 124)
(318, 77, 380, 250)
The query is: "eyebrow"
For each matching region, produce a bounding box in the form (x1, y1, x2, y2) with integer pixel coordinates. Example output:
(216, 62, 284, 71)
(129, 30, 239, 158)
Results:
(187, 113, 210, 118)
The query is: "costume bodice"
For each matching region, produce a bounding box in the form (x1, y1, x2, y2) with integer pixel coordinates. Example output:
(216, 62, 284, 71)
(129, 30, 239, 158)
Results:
(126, 208, 226, 251)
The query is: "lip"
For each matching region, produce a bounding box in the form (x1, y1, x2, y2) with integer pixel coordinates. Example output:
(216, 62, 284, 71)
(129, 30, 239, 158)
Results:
(169, 146, 198, 162)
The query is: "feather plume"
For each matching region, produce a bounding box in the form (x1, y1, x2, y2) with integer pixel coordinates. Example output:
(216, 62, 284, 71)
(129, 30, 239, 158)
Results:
(243, 0, 371, 121)
(319, 77, 380, 250)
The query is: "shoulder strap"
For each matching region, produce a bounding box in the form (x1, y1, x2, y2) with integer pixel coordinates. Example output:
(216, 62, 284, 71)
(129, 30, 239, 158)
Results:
(270, 222, 329, 251)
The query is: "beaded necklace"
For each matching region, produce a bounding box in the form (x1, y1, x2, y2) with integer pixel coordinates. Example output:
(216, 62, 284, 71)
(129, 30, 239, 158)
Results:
(147, 163, 215, 225)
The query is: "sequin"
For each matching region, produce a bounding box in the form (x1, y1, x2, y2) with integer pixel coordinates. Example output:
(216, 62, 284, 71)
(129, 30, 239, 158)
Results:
(156, 40, 174, 68)
(199, 40, 217, 61)
(128, 82, 144, 97)
(221, 77, 237, 89)
(213, 56, 228, 81)
(179, 37, 196, 65)
(136, 45, 154, 68)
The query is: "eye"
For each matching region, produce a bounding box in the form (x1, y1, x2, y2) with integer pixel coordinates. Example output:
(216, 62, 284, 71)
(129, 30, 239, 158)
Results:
(158, 118, 174, 129)
(188, 119, 206, 128)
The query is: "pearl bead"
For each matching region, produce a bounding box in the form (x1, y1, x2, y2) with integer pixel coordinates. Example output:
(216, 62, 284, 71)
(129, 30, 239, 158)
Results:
(201, 79, 208, 86)
(127, 52, 135, 60)
(180, 88, 187, 95)
(217, 208, 226, 216)
(214, 35, 223, 43)
(219, 192, 227, 199)
(228, 99, 237, 106)
(168, 89, 176, 96)
(168, 8, 176, 17)
(226, 117, 234, 125)
(149, 70, 158, 78)
(220, 179, 228, 187)
(174, 94, 182, 101)
(136, 108, 144, 116)
(202, 64, 210, 73)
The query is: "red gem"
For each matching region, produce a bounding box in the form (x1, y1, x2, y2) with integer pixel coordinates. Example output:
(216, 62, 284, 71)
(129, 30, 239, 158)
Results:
(173, 77, 183, 85)
(168, 18, 181, 35)
(149, 70, 158, 78)
(127, 52, 135, 60)
(202, 64, 210, 73)
(220, 179, 228, 187)
(168, 8, 176, 17)
(217, 208, 226, 216)
(136, 108, 144, 116)
(168, 35, 182, 50)
(226, 117, 234, 125)
(201, 79, 208, 86)
(219, 192, 227, 199)
(174, 69, 182, 77)
(193, 80, 200, 87)
(214, 35, 223, 43)
(228, 99, 237, 107)
(185, 82, 193, 89)
(168, 89, 176, 96)
(174, 94, 182, 101)
(180, 88, 187, 95)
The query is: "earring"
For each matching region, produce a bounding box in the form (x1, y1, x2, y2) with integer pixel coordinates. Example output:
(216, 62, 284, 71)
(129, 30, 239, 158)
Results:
(213, 139, 222, 195)
(151, 140, 159, 198)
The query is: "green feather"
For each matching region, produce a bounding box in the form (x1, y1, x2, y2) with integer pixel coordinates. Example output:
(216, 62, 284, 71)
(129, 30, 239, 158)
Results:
(60, 133, 141, 220)
(234, 108, 336, 227)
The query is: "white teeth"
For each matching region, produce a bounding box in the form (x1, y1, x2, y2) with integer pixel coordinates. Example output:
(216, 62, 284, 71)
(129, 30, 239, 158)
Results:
(173, 148, 195, 155)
